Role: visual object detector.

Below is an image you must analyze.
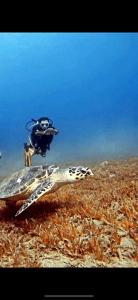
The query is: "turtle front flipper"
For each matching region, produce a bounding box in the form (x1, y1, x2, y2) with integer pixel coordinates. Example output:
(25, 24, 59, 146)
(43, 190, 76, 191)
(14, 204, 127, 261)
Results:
(15, 178, 57, 217)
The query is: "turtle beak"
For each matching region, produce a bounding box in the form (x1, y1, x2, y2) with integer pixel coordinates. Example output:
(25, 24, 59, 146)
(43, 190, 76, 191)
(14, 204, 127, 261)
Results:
(88, 169, 94, 176)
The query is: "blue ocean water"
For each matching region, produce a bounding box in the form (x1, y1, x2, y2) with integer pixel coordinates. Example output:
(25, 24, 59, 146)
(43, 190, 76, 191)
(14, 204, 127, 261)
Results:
(0, 32, 138, 176)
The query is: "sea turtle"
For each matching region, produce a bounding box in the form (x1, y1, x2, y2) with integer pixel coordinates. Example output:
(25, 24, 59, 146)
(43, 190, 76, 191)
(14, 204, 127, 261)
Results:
(0, 165, 94, 217)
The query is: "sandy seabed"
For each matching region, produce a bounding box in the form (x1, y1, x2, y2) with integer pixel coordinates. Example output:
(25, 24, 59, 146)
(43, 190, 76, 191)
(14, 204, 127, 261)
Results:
(0, 157, 137, 267)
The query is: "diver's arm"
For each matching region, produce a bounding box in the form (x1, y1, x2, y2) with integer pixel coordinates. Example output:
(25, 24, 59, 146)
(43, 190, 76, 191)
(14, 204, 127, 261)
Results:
(34, 130, 47, 136)
(50, 127, 59, 135)
(35, 128, 59, 136)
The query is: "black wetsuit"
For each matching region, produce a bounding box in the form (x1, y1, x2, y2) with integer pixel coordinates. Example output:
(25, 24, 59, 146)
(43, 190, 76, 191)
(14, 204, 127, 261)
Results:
(31, 124, 58, 156)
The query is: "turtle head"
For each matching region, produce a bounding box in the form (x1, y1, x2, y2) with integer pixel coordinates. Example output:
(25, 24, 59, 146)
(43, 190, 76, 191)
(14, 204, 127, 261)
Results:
(68, 166, 94, 182)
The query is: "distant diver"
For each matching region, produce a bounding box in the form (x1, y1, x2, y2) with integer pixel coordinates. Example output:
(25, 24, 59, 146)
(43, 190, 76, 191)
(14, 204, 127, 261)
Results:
(24, 117, 59, 167)
(0, 152, 2, 159)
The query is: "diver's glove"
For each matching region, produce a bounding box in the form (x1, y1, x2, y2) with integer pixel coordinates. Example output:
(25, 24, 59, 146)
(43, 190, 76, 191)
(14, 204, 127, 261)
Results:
(54, 129, 59, 135)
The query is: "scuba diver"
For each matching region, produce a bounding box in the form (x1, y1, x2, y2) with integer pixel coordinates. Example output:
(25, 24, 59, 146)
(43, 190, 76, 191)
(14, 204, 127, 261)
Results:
(24, 117, 59, 166)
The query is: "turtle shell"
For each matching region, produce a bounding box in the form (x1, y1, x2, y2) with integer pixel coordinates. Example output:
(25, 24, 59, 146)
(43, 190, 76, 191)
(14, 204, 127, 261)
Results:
(0, 165, 55, 201)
